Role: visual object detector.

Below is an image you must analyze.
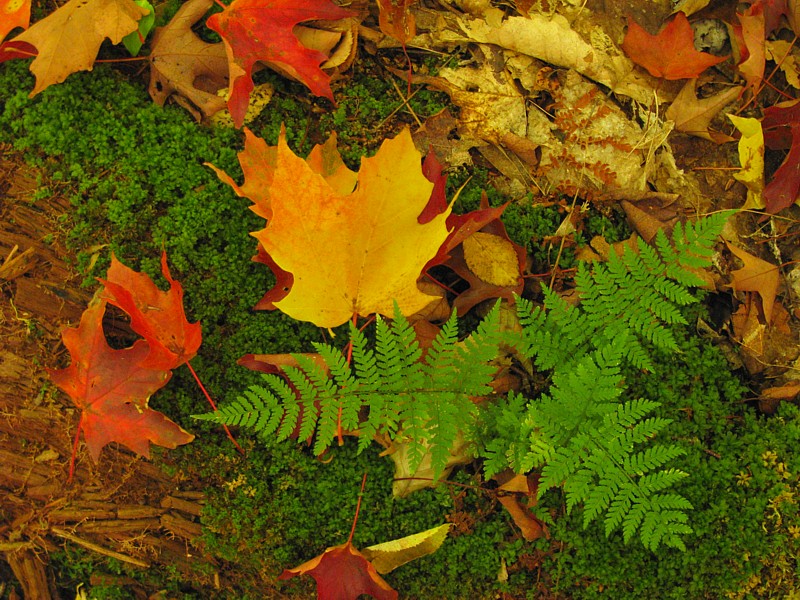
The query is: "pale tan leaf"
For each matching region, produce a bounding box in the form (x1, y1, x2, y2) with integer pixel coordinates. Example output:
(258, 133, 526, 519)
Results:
(665, 79, 741, 142)
(726, 241, 779, 324)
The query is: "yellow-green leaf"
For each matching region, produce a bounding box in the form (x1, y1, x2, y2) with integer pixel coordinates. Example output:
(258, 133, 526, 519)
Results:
(362, 524, 451, 574)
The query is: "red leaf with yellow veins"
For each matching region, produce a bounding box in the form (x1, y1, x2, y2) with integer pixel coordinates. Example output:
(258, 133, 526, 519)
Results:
(211, 127, 451, 328)
(48, 297, 193, 461)
(206, 0, 356, 128)
(99, 251, 202, 371)
(622, 12, 728, 80)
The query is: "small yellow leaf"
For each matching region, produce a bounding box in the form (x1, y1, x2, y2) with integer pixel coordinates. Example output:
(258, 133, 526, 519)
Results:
(727, 114, 765, 210)
(362, 524, 451, 574)
(462, 231, 520, 288)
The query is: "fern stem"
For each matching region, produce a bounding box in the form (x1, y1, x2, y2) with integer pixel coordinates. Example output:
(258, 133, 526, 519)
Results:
(186, 360, 244, 455)
(348, 472, 368, 545)
(335, 313, 360, 446)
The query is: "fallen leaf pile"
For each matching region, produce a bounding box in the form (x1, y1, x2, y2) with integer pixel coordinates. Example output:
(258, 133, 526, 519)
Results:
(1, 0, 360, 125)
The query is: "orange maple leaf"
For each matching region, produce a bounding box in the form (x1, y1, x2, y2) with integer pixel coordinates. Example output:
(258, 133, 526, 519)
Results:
(736, 2, 766, 91)
(99, 251, 202, 371)
(48, 297, 194, 461)
(2, 0, 148, 95)
(377, 0, 417, 45)
(206, 0, 357, 128)
(622, 12, 728, 80)
(210, 127, 451, 328)
(0, 0, 31, 42)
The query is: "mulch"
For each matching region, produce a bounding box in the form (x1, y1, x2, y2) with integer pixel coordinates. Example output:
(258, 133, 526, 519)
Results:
(0, 145, 219, 599)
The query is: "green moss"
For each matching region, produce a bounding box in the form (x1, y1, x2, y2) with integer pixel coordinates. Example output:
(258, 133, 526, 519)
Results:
(527, 320, 800, 599)
(195, 437, 524, 598)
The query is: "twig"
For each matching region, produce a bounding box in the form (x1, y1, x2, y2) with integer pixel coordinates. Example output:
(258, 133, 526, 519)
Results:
(347, 473, 368, 545)
(51, 527, 150, 568)
(186, 360, 244, 455)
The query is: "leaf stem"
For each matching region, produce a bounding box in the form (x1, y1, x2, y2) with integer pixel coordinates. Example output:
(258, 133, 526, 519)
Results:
(186, 360, 244, 455)
(347, 472, 368, 545)
(67, 420, 82, 483)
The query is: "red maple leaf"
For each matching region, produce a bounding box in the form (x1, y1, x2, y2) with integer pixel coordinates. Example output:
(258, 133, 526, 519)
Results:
(759, 100, 800, 213)
(621, 12, 728, 80)
(206, 0, 356, 128)
(744, 0, 789, 35)
(764, 122, 800, 213)
(280, 541, 398, 600)
(48, 297, 194, 461)
(99, 251, 202, 371)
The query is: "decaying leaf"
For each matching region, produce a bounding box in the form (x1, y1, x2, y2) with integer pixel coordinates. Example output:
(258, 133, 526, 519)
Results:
(665, 79, 741, 142)
(766, 39, 800, 89)
(48, 297, 193, 461)
(759, 380, 800, 413)
(671, 0, 713, 16)
(3, 0, 148, 95)
(497, 495, 547, 541)
(206, 0, 356, 127)
(147, 0, 228, 120)
(727, 114, 765, 210)
(280, 541, 398, 600)
(362, 524, 451, 574)
(377, 0, 417, 45)
(388, 432, 473, 497)
(621, 12, 728, 80)
(455, 11, 655, 103)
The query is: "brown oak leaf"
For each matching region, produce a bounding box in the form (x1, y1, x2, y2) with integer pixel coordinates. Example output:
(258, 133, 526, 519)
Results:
(147, 0, 228, 120)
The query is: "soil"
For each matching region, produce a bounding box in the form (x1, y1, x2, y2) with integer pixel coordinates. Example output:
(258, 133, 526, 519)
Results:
(0, 148, 218, 599)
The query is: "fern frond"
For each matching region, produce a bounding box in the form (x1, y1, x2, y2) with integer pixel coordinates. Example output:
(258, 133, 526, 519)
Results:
(197, 301, 501, 480)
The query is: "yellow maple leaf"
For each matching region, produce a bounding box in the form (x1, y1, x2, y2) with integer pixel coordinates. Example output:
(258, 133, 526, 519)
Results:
(10, 0, 148, 96)
(212, 127, 451, 328)
(728, 114, 765, 210)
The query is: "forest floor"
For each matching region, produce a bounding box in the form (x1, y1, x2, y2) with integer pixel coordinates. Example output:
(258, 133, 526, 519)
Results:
(2, 0, 800, 598)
